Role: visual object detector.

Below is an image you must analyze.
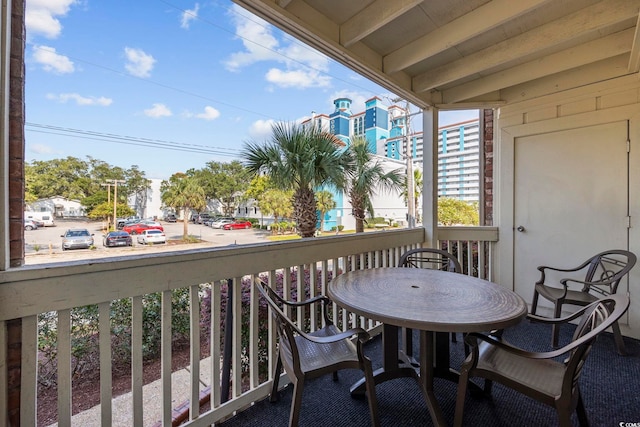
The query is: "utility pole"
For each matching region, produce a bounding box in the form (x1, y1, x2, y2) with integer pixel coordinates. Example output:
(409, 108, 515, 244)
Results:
(405, 104, 416, 228)
(105, 179, 126, 229)
(101, 183, 112, 228)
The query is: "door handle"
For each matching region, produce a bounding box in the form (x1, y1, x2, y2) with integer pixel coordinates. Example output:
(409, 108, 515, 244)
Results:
(517, 225, 525, 232)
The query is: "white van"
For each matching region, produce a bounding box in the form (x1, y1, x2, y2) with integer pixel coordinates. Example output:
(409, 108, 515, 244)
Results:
(24, 211, 55, 227)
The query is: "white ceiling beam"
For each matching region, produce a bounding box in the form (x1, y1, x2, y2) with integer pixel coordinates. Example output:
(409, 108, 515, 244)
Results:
(628, 13, 640, 72)
(413, 0, 639, 93)
(383, 0, 552, 74)
(341, 0, 422, 48)
(442, 29, 635, 103)
(500, 54, 631, 103)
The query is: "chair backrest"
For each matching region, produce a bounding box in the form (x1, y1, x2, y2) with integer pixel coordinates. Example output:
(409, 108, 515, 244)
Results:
(254, 279, 303, 373)
(581, 250, 636, 295)
(563, 294, 630, 383)
(399, 248, 462, 273)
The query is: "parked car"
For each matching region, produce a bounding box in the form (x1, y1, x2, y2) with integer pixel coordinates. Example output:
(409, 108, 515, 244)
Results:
(192, 213, 212, 224)
(164, 214, 177, 223)
(116, 216, 141, 228)
(210, 219, 234, 229)
(61, 228, 94, 250)
(137, 229, 166, 245)
(24, 219, 38, 231)
(123, 222, 164, 235)
(138, 219, 162, 227)
(103, 230, 132, 247)
(222, 221, 253, 230)
(30, 218, 45, 228)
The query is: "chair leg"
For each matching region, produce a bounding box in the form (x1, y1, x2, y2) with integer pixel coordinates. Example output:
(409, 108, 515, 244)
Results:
(531, 289, 539, 315)
(403, 327, 414, 359)
(332, 371, 339, 381)
(271, 354, 283, 402)
(551, 302, 562, 347)
(288, 380, 304, 427)
(611, 320, 628, 356)
(362, 359, 381, 427)
(453, 367, 470, 427)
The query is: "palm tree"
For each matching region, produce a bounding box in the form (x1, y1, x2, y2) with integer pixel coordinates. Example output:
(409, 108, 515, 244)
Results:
(242, 122, 349, 238)
(402, 168, 423, 223)
(346, 137, 404, 233)
(161, 173, 207, 239)
(316, 190, 336, 233)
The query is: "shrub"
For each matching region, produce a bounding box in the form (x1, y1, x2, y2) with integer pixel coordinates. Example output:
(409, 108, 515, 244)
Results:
(37, 288, 193, 388)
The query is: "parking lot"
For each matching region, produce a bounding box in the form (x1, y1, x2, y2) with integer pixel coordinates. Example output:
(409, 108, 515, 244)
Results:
(24, 218, 270, 265)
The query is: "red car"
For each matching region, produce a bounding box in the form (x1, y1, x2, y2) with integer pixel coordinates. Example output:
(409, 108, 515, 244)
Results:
(123, 222, 164, 235)
(222, 221, 252, 230)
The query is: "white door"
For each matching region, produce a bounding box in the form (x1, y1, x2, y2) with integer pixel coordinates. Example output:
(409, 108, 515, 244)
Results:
(513, 121, 629, 308)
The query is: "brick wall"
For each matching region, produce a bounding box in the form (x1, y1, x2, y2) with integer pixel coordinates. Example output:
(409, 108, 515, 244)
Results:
(7, 0, 25, 424)
(483, 109, 493, 226)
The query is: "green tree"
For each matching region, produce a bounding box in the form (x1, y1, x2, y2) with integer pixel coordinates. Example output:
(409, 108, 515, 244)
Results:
(242, 122, 349, 238)
(438, 197, 479, 226)
(259, 189, 293, 233)
(345, 137, 404, 233)
(161, 173, 207, 239)
(195, 160, 250, 216)
(87, 202, 135, 223)
(315, 190, 335, 232)
(401, 168, 423, 221)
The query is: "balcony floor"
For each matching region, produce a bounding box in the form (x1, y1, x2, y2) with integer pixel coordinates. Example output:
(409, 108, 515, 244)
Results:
(220, 320, 640, 426)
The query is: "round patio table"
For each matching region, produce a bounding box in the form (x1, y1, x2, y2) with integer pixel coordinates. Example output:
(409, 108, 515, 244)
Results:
(328, 267, 527, 427)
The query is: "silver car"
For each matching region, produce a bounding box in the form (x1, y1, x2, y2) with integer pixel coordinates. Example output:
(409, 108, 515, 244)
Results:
(61, 228, 94, 250)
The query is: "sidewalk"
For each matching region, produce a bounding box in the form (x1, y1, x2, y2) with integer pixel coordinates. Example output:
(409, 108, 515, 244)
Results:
(51, 357, 212, 427)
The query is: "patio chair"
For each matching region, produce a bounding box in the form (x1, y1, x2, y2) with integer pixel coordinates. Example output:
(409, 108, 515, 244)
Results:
(254, 279, 380, 427)
(398, 248, 466, 355)
(454, 294, 630, 427)
(530, 249, 636, 354)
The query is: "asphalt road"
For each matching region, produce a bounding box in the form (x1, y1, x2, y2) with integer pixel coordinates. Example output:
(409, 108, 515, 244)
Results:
(24, 218, 271, 265)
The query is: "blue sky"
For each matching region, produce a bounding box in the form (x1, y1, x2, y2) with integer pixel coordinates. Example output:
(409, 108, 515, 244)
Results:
(24, 0, 478, 180)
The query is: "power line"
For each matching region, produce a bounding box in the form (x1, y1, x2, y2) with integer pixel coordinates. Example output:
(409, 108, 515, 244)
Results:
(25, 122, 240, 157)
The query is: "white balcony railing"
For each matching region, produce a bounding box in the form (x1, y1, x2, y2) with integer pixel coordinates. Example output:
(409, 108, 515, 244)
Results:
(0, 226, 498, 426)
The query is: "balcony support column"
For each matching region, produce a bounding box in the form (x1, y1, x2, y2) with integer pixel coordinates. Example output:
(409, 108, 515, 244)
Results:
(422, 107, 438, 247)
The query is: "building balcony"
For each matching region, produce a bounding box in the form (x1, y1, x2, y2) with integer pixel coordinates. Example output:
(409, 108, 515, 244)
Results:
(1, 227, 637, 426)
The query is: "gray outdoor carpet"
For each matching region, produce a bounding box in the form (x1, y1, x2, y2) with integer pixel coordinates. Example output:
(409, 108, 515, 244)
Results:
(219, 320, 640, 426)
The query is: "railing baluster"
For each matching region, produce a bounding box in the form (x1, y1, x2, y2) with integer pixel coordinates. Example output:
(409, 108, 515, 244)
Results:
(310, 261, 318, 332)
(189, 284, 200, 421)
(267, 271, 277, 381)
(99, 302, 112, 425)
(231, 277, 242, 398)
(131, 295, 143, 425)
(296, 264, 304, 326)
(57, 309, 71, 427)
(210, 283, 221, 409)
(161, 290, 172, 426)
(249, 275, 259, 390)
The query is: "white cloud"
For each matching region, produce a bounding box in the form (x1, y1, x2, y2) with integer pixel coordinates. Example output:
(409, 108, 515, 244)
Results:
(224, 5, 331, 89)
(266, 68, 331, 89)
(46, 93, 112, 106)
(124, 47, 156, 78)
(144, 103, 172, 118)
(195, 106, 221, 121)
(32, 45, 74, 73)
(181, 3, 200, 29)
(26, 0, 77, 39)
(249, 119, 276, 140)
(28, 143, 56, 155)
